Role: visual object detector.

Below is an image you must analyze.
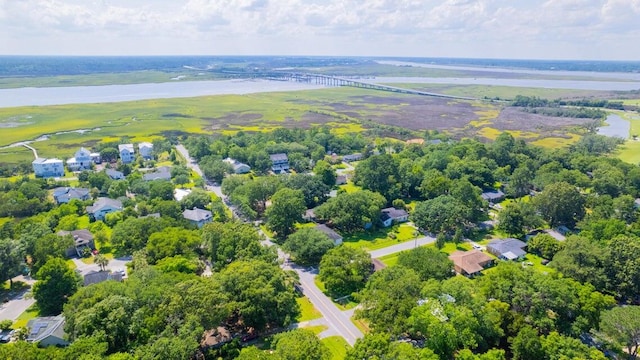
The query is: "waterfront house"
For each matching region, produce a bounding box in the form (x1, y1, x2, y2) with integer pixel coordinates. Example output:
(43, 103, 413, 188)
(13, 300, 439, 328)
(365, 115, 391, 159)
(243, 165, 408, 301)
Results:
(138, 142, 154, 160)
(66, 147, 93, 171)
(118, 144, 135, 164)
(32, 158, 64, 178)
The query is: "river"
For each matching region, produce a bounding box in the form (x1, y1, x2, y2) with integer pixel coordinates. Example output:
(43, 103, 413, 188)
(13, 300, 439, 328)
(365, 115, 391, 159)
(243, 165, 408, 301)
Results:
(1, 75, 639, 109)
(598, 114, 631, 138)
(0, 79, 326, 108)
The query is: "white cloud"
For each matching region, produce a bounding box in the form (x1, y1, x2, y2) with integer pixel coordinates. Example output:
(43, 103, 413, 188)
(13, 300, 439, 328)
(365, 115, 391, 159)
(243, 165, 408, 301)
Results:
(0, 0, 639, 59)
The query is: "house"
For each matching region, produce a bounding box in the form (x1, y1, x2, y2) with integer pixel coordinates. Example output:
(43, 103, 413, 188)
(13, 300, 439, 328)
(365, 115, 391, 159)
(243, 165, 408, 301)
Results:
(314, 224, 343, 246)
(66, 147, 93, 171)
(86, 197, 123, 221)
(342, 153, 363, 162)
(380, 207, 409, 227)
(105, 168, 125, 180)
(118, 144, 135, 164)
(138, 142, 154, 160)
(143, 166, 172, 181)
(57, 229, 95, 257)
(336, 175, 347, 185)
(481, 190, 505, 203)
(223, 158, 251, 174)
(174, 188, 192, 201)
(303, 208, 317, 222)
(52, 187, 90, 204)
(26, 316, 68, 347)
(32, 158, 64, 178)
(487, 238, 527, 261)
(270, 153, 289, 173)
(183, 207, 213, 228)
(90, 152, 102, 164)
(449, 250, 493, 276)
(83, 270, 123, 286)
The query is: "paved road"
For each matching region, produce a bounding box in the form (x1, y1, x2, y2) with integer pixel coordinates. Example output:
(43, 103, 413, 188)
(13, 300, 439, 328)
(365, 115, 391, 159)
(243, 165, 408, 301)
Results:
(368, 235, 436, 259)
(0, 276, 37, 322)
(292, 266, 363, 346)
(72, 256, 132, 276)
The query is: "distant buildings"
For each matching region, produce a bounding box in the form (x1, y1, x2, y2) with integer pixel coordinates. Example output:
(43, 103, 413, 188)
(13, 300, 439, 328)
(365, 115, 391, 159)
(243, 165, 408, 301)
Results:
(481, 190, 505, 204)
(32, 158, 64, 178)
(86, 197, 123, 221)
(118, 144, 135, 164)
(270, 153, 289, 174)
(26, 316, 68, 347)
(52, 187, 90, 204)
(342, 153, 363, 162)
(183, 208, 213, 228)
(224, 158, 251, 174)
(138, 142, 154, 160)
(66, 147, 93, 171)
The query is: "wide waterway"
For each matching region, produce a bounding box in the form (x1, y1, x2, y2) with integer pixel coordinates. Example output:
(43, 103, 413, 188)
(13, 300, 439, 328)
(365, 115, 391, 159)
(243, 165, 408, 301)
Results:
(598, 114, 631, 138)
(1, 76, 640, 108)
(0, 79, 326, 108)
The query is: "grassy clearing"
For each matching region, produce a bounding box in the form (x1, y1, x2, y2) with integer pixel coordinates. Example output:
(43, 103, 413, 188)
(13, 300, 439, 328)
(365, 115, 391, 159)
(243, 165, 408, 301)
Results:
(65, 259, 77, 270)
(387, 83, 610, 100)
(338, 182, 361, 194)
(301, 325, 328, 335)
(612, 110, 640, 164)
(351, 317, 371, 335)
(343, 223, 418, 251)
(296, 297, 322, 322)
(378, 252, 399, 267)
(531, 133, 581, 148)
(321, 336, 351, 360)
(12, 305, 39, 329)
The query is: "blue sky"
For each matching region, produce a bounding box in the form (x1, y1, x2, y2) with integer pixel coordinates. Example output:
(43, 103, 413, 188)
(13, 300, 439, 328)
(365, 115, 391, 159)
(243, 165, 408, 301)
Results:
(1, 0, 639, 60)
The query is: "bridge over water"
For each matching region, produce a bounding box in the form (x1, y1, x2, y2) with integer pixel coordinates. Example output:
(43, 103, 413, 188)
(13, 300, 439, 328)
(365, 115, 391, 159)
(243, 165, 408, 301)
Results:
(228, 71, 477, 101)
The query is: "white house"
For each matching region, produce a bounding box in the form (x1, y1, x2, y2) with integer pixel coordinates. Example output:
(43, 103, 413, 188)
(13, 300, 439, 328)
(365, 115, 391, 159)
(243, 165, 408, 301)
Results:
(118, 144, 135, 164)
(86, 197, 123, 221)
(223, 157, 251, 174)
(26, 316, 69, 347)
(66, 147, 93, 171)
(380, 207, 409, 227)
(183, 208, 213, 228)
(138, 142, 154, 160)
(32, 158, 64, 178)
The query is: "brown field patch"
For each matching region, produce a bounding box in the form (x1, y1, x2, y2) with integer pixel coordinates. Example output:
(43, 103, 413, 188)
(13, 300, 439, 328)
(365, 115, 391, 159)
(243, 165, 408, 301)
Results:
(494, 107, 595, 132)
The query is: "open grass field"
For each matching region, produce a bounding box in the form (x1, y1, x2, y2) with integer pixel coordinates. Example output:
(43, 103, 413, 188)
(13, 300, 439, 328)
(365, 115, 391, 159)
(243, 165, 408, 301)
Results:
(1, 83, 630, 167)
(296, 297, 323, 322)
(611, 110, 640, 164)
(321, 336, 351, 360)
(342, 223, 418, 251)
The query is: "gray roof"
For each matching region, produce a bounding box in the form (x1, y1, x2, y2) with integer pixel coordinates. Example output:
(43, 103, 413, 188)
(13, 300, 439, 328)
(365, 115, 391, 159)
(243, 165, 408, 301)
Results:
(380, 207, 409, 221)
(183, 207, 212, 222)
(105, 169, 124, 179)
(270, 153, 288, 162)
(52, 187, 90, 202)
(118, 144, 134, 152)
(26, 316, 67, 344)
(57, 229, 94, 246)
(314, 224, 342, 241)
(143, 166, 172, 181)
(481, 190, 505, 202)
(86, 197, 123, 214)
(83, 270, 123, 286)
(487, 238, 527, 258)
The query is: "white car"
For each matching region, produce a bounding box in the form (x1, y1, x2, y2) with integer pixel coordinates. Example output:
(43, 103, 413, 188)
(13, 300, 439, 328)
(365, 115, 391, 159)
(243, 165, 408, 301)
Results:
(472, 244, 483, 250)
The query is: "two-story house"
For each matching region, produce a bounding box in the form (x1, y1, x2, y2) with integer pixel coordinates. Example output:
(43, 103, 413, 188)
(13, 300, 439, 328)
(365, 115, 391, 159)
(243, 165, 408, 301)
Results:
(66, 147, 93, 171)
(138, 142, 154, 160)
(32, 158, 64, 178)
(118, 144, 135, 164)
(270, 153, 289, 174)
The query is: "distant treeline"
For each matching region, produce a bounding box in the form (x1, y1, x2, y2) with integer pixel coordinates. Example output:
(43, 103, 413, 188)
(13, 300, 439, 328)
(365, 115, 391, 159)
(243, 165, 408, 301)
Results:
(522, 107, 607, 119)
(512, 95, 624, 109)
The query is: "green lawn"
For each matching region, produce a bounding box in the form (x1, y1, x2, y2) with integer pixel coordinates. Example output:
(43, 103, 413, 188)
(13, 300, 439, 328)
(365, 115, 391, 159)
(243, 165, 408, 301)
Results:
(296, 297, 322, 322)
(65, 259, 77, 270)
(351, 317, 371, 335)
(338, 182, 361, 194)
(378, 241, 472, 267)
(302, 325, 328, 335)
(321, 336, 351, 360)
(378, 252, 399, 267)
(12, 305, 40, 329)
(343, 223, 418, 251)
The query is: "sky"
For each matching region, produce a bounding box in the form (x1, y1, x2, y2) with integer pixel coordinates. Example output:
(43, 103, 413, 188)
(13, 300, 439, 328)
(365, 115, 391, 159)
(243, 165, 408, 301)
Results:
(1, 0, 639, 60)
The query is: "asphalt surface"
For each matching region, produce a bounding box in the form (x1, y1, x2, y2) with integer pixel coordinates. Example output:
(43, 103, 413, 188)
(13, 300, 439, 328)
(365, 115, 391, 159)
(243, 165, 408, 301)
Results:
(369, 235, 436, 259)
(0, 276, 36, 322)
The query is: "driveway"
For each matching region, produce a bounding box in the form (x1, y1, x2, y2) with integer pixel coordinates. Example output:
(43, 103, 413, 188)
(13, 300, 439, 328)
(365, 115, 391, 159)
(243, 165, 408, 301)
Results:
(368, 235, 436, 259)
(73, 256, 132, 276)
